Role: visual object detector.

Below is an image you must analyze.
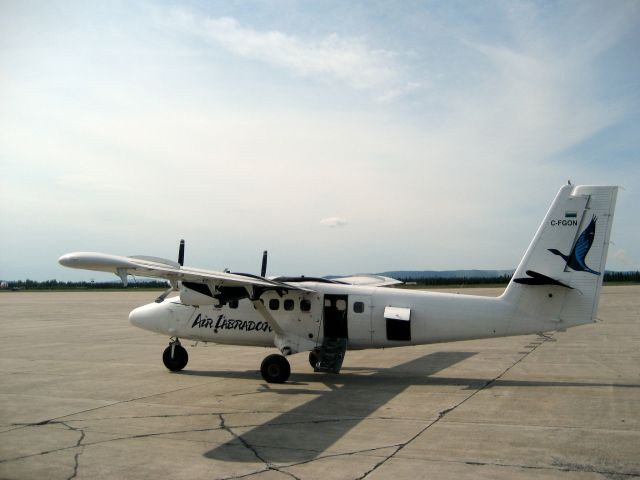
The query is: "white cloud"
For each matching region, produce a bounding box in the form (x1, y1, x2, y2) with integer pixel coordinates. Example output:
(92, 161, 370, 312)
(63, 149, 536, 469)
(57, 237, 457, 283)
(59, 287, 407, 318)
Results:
(166, 11, 417, 100)
(320, 217, 347, 228)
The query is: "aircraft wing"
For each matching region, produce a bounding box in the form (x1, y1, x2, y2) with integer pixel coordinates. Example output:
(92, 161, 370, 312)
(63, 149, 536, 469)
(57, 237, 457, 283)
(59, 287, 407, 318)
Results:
(58, 252, 313, 292)
(332, 274, 403, 287)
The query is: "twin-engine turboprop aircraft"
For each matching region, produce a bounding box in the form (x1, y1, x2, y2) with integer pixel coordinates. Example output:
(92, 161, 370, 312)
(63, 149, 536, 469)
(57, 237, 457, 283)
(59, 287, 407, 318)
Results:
(59, 184, 618, 383)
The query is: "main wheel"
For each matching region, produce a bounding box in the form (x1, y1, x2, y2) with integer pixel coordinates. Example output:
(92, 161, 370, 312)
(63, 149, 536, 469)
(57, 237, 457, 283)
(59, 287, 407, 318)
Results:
(308, 350, 319, 369)
(163, 344, 188, 371)
(260, 354, 291, 383)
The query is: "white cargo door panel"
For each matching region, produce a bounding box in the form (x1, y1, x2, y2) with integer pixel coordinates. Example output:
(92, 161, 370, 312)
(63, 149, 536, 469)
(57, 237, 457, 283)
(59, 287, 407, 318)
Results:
(384, 306, 411, 321)
(384, 306, 411, 341)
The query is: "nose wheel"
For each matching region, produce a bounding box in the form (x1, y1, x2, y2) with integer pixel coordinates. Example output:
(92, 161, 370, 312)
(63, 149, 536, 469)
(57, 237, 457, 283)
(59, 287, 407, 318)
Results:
(260, 354, 291, 383)
(163, 340, 188, 371)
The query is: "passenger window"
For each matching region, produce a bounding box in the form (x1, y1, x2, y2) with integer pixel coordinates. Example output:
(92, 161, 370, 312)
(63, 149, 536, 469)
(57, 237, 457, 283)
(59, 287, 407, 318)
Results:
(269, 299, 280, 310)
(353, 301, 364, 313)
(229, 299, 239, 309)
(335, 299, 347, 311)
(300, 299, 311, 312)
(324, 299, 332, 307)
(284, 299, 294, 311)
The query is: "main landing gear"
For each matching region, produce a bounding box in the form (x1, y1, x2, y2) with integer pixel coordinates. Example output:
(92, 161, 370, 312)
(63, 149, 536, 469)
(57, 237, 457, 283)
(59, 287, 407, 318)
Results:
(260, 354, 291, 383)
(163, 339, 188, 372)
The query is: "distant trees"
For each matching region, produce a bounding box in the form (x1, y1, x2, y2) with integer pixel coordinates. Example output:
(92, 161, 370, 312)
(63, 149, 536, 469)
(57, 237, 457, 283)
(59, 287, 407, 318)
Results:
(399, 274, 513, 287)
(2, 271, 638, 290)
(604, 271, 640, 283)
(399, 271, 640, 287)
(5, 280, 168, 290)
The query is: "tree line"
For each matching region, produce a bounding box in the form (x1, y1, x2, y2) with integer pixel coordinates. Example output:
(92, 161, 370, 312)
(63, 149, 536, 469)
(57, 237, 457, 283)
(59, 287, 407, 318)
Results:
(399, 271, 640, 287)
(3, 279, 168, 290)
(2, 271, 638, 290)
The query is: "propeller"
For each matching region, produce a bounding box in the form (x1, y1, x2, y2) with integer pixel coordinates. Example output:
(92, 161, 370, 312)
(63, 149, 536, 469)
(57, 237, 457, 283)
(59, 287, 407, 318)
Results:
(178, 239, 185, 266)
(261, 250, 268, 277)
(155, 239, 184, 303)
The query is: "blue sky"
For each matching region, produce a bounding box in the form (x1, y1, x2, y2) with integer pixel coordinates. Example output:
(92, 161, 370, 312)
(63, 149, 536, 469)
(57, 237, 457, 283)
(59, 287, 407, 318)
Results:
(1, 0, 639, 281)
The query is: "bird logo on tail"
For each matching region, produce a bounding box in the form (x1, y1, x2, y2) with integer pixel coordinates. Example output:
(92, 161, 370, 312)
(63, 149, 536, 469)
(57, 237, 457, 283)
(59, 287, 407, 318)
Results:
(548, 215, 600, 275)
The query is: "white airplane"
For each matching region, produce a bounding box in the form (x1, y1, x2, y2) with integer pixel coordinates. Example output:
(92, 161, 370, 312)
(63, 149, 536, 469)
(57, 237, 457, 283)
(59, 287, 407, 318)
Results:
(59, 184, 617, 383)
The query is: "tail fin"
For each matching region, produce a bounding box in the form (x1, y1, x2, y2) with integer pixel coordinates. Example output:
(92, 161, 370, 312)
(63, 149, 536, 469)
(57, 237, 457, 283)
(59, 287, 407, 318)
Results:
(502, 184, 618, 332)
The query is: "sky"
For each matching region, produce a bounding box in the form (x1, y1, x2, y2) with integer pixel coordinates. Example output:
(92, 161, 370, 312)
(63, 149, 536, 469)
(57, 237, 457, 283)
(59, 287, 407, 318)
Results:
(1, 0, 639, 281)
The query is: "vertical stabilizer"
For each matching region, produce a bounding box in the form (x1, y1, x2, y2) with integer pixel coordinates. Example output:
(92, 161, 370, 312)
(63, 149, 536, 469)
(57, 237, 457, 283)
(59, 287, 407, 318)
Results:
(502, 185, 618, 332)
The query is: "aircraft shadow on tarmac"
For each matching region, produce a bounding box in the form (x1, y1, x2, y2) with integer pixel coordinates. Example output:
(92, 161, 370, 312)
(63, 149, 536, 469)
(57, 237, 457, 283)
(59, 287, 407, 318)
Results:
(186, 350, 639, 465)
(201, 351, 476, 464)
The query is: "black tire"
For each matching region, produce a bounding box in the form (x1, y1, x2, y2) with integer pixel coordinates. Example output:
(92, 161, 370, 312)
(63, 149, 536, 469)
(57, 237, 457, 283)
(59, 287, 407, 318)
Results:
(308, 350, 319, 369)
(260, 354, 291, 383)
(163, 344, 188, 372)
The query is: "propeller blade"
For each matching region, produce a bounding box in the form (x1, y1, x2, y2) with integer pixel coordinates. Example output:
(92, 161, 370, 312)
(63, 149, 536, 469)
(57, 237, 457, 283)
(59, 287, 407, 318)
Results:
(261, 250, 268, 277)
(178, 239, 185, 266)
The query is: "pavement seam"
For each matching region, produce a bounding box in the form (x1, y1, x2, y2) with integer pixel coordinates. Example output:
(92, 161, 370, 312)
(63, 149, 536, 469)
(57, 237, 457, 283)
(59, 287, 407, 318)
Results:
(215, 445, 405, 480)
(0, 411, 377, 467)
(9, 338, 547, 480)
(4, 372, 250, 436)
(0, 413, 243, 466)
(420, 457, 640, 478)
(353, 334, 554, 479)
(216, 413, 302, 480)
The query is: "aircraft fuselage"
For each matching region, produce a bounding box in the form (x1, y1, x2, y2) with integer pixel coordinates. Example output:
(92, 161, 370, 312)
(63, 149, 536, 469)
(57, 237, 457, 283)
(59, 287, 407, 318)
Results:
(129, 281, 559, 353)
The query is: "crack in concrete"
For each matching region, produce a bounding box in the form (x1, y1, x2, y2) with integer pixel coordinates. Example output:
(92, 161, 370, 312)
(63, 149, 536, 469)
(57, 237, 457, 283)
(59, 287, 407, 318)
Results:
(2, 420, 89, 479)
(59, 422, 85, 480)
(11, 413, 369, 435)
(281, 444, 404, 472)
(0, 344, 530, 479)
(215, 444, 404, 480)
(7, 334, 633, 480)
(216, 413, 302, 480)
(0, 422, 225, 465)
(0, 373, 259, 473)
(353, 335, 556, 479)
(5, 373, 244, 435)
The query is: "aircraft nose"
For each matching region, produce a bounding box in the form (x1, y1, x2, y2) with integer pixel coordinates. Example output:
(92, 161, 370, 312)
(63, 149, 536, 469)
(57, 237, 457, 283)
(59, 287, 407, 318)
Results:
(58, 253, 77, 267)
(129, 302, 171, 335)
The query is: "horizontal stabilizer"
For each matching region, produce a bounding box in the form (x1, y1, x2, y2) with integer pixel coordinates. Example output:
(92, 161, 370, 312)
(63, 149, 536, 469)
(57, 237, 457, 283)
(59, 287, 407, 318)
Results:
(513, 270, 573, 289)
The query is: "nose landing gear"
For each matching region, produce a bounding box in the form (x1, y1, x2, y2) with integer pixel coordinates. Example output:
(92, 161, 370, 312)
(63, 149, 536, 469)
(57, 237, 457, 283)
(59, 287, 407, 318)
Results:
(163, 339, 188, 372)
